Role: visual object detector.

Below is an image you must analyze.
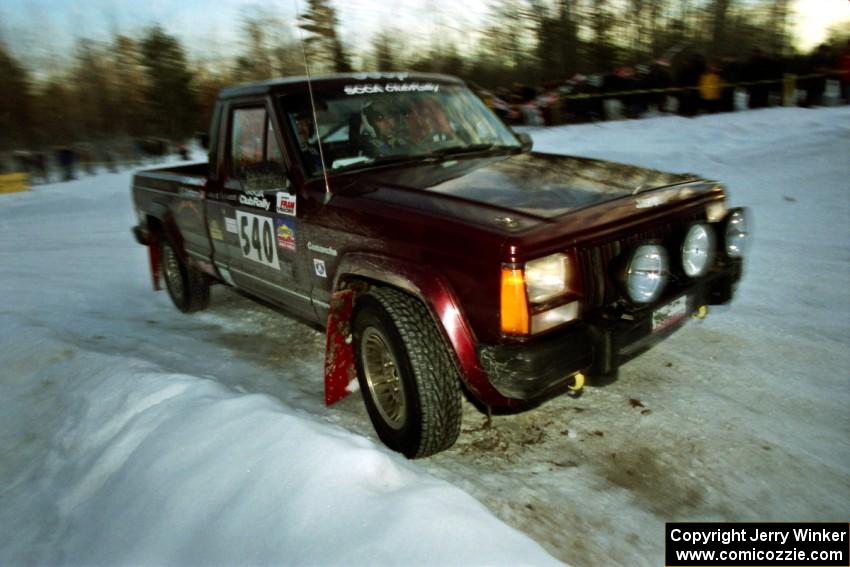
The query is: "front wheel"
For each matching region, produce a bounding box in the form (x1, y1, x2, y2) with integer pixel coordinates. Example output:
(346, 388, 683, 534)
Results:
(353, 287, 462, 458)
(161, 239, 210, 313)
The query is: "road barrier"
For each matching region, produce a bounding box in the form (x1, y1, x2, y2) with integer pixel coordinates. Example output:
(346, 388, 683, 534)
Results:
(555, 71, 842, 107)
(0, 172, 30, 194)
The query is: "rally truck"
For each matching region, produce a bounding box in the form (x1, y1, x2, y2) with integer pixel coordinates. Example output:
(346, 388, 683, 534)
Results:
(131, 72, 750, 458)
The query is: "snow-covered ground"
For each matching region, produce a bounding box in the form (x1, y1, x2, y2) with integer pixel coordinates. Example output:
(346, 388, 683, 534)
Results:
(1, 106, 848, 566)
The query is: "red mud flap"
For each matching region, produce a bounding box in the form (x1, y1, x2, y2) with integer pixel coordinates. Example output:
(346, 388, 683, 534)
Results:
(148, 230, 161, 291)
(324, 290, 356, 405)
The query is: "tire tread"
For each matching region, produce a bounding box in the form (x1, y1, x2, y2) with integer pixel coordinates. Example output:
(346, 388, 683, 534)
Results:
(367, 287, 462, 458)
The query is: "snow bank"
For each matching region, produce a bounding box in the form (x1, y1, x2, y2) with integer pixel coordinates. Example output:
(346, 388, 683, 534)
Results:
(0, 323, 560, 566)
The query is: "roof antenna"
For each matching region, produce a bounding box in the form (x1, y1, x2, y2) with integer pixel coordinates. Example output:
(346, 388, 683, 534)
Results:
(295, 0, 332, 205)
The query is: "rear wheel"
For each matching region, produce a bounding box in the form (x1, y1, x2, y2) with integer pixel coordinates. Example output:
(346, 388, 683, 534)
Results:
(161, 239, 210, 313)
(353, 287, 462, 458)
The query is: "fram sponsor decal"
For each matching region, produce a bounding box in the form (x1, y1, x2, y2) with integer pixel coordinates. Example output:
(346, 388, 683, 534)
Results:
(275, 218, 296, 252)
(276, 192, 296, 216)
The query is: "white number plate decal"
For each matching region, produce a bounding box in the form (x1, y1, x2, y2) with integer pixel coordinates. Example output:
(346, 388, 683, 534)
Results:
(236, 211, 280, 270)
(652, 295, 688, 332)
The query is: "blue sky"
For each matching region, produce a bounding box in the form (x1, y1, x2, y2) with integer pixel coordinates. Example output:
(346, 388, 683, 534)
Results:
(0, 0, 490, 65)
(1, 0, 847, 67)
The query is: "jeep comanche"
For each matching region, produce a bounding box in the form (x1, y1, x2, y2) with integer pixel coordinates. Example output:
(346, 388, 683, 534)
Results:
(131, 72, 750, 458)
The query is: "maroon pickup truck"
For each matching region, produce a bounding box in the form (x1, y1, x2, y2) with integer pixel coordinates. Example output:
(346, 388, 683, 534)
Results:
(131, 72, 750, 458)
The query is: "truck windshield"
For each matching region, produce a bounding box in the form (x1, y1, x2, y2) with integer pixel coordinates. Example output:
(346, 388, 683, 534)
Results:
(280, 81, 520, 177)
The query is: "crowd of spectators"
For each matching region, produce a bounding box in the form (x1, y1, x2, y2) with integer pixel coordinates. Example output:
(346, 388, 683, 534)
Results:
(481, 40, 850, 126)
(0, 138, 191, 183)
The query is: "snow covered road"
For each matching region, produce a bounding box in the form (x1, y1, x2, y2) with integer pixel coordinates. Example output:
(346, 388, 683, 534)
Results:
(1, 106, 848, 566)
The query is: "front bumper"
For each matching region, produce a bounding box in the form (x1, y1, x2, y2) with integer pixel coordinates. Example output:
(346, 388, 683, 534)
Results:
(478, 265, 741, 402)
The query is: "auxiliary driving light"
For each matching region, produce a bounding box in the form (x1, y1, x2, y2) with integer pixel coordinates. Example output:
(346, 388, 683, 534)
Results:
(626, 244, 669, 303)
(682, 223, 716, 277)
(725, 208, 750, 258)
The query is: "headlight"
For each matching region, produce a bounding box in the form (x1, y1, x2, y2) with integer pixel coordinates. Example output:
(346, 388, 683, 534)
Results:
(682, 223, 715, 277)
(725, 208, 750, 258)
(626, 244, 668, 303)
(525, 253, 568, 303)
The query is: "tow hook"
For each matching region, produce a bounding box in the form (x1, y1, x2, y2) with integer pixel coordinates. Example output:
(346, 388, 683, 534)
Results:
(691, 305, 709, 320)
(566, 372, 585, 398)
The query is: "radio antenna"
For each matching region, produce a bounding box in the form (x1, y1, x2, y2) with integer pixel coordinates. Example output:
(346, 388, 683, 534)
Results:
(295, 0, 332, 204)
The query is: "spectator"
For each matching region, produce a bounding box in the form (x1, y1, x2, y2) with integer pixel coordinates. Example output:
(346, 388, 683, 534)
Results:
(720, 56, 744, 112)
(56, 147, 77, 181)
(676, 53, 706, 117)
(647, 59, 673, 113)
(803, 44, 832, 107)
(699, 63, 724, 113)
(839, 40, 850, 104)
(746, 48, 772, 108)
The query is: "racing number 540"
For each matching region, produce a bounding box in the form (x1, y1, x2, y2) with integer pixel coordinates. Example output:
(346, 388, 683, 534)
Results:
(236, 210, 280, 270)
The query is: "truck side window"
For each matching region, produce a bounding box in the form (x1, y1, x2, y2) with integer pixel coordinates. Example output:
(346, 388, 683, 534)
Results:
(231, 108, 266, 174)
(230, 107, 288, 190)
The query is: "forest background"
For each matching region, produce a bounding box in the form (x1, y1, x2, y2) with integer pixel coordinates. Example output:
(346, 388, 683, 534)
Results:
(1, 0, 849, 150)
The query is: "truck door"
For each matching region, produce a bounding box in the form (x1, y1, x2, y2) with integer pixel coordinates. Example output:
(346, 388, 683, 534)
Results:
(217, 100, 314, 320)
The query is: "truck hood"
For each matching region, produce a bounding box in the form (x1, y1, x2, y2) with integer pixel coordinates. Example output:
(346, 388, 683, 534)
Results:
(345, 151, 700, 231)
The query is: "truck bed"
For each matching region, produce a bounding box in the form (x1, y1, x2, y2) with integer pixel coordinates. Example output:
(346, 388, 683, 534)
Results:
(132, 162, 209, 193)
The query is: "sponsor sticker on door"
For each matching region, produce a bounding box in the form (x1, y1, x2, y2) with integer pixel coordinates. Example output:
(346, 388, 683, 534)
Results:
(275, 218, 296, 252)
(276, 192, 296, 216)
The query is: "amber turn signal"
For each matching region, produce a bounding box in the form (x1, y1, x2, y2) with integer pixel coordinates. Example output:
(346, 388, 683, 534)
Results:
(500, 267, 530, 335)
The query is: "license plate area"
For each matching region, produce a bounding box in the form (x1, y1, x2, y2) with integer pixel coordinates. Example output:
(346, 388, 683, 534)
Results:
(652, 295, 688, 332)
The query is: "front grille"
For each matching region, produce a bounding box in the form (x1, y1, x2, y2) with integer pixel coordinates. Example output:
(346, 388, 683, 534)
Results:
(577, 212, 702, 308)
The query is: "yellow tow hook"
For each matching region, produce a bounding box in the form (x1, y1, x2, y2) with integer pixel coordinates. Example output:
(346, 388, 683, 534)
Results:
(691, 305, 709, 320)
(567, 372, 585, 398)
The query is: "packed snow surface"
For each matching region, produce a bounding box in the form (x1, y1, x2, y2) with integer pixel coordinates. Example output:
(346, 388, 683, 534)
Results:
(1, 106, 849, 566)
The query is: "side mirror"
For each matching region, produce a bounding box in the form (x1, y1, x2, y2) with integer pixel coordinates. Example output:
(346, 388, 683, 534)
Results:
(515, 132, 533, 153)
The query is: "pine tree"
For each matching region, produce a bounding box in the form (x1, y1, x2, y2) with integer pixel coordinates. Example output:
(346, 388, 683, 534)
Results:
(139, 26, 197, 140)
(298, 0, 350, 73)
(0, 42, 33, 149)
(372, 31, 397, 71)
(112, 35, 148, 138)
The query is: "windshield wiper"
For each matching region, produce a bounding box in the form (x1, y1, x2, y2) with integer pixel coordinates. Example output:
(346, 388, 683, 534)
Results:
(430, 143, 493, 156)
(427, 143, 521, 158)
(328, 144, 519, 174)
(330, 153, 437, 173)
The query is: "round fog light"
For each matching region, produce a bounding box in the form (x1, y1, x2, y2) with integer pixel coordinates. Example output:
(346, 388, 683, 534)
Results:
(626, 244, 669, 303)
(682, 223, 715, 277)
(725, 209, 750, 258)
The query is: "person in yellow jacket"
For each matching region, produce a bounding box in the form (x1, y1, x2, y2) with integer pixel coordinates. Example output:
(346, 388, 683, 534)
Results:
(699, 63, 724, 113)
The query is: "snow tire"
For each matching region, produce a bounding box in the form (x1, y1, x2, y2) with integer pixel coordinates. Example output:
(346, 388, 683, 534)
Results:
(161, 239, 210, 313)
(353, 287, 462, 458)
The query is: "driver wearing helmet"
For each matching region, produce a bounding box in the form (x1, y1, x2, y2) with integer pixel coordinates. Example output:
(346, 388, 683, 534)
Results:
(361, 100, 412, 155)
